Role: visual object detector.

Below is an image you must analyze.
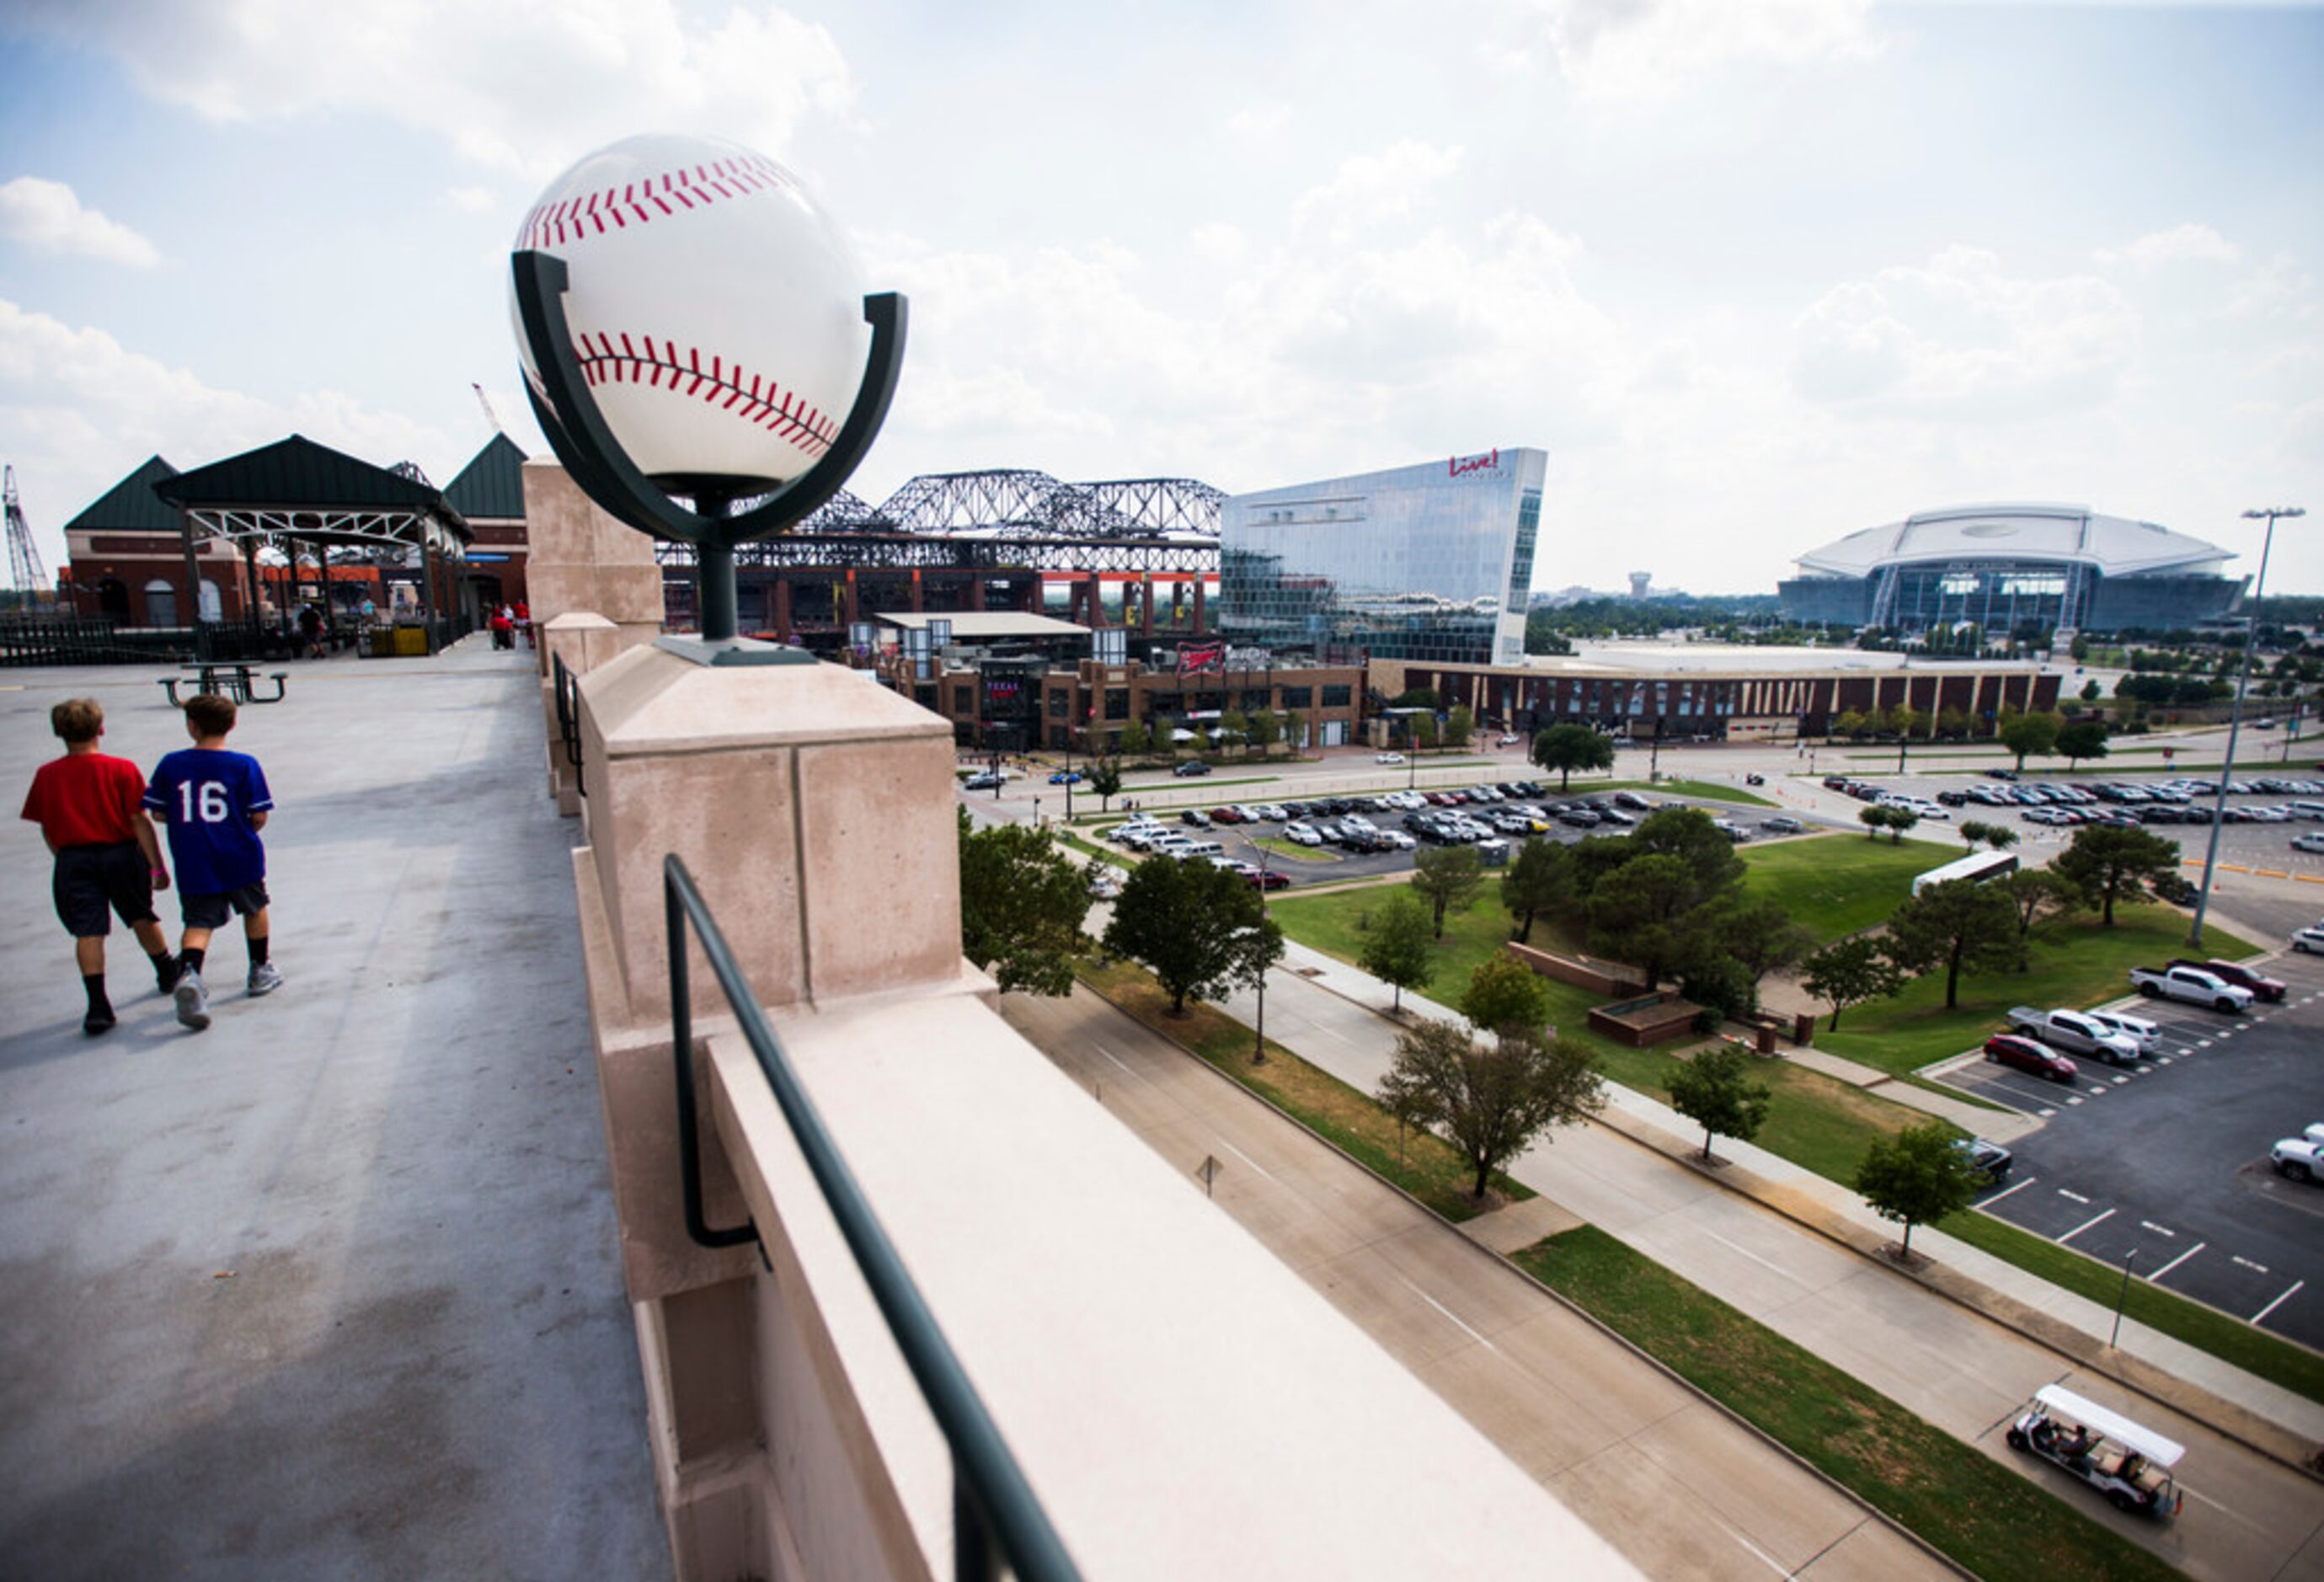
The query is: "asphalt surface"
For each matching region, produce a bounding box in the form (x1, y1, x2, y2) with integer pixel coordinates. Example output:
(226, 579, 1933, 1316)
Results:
(1938, 952, 2324, 1349)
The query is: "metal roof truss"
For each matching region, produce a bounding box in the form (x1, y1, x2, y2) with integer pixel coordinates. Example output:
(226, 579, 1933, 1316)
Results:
(186, 505, 466, 558)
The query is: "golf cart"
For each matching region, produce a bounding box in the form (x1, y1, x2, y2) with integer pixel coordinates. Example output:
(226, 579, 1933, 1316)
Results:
(2005, 1385, 2184, 1519)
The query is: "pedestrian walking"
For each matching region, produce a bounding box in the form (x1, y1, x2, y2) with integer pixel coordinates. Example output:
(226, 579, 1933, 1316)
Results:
(19, 698, 181, 1034)
(145, 693, 281, 1031)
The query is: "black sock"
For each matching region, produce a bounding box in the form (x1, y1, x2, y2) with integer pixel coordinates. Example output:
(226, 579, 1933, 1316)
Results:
(248, 935, 270, 966)
(83, 973, 110, 1013)
(150, 948, 179, 983)
(180, 947, 206, 975)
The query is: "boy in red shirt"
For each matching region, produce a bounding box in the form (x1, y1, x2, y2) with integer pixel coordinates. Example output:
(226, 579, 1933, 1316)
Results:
(19, 697, 180, 1034)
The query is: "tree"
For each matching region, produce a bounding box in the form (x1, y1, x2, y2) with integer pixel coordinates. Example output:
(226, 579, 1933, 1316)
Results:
(1458, 954, 1551, 1038)
(955, 810, 1091, 997)
(1412, 713, 1440, 751)
(1936, 706, 1971, 740)
(1859, 804, 1893, 841)
(1587, 853, 1702, 987)
(1445, 703, 1474, 749)
(1087, 757, 1123, 812)
(1665, 1045, 1772, 1162)
(2002, 868, 2082, 965)
(2079, 679, 2102, 703)
(1117, 718, 1151, 760)
(1885, 878, 2019, 1009)
(1375, 1018, 1604, 1200)
(1410, 845, 1484, 938)
(1631, 805, 1747, 893)
(1799, 935, 1905, 1030)
(1102, 853, 1281, 1014)
(1248, 709, 1282, 755)
(1885, 704, 1923, 741)
(1359, 892, 1436, 1013)
(1958, 820, 2017, 853)
(1500, 837, 1572, 944)
(1881, 807, 1919, 844)
(1531, 724, 1616, 790)
(1219, 708, 1250, 756)
(1998, 710, 2061, 771)
(1708, 897, 1815, 987)
(2053, 824, 2179, 926)
(2055, 719, 2109, 768)
(1855, 1121, 1985, 1259)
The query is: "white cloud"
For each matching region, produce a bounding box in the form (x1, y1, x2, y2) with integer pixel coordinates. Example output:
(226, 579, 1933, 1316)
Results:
(12, 0, 852, 180)
(0, 177, 162, 267)
(2097, 222, 2241, 271)
(444, 185, 498, 213)
(1226, 104, 1292, 140)
(1790, 246, 2139, 418)
(0, 297, 456, 564)
(1290, 141, 1465, 244)
(1531, 0, 1879, 103)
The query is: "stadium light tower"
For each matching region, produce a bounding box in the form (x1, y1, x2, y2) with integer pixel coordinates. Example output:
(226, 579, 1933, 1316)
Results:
(2189, 505, 2304, 947)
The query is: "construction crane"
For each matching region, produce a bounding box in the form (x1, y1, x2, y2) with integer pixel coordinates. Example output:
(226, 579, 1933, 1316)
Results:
(473, 382, 506, 437)
(4, 466, 50, 596)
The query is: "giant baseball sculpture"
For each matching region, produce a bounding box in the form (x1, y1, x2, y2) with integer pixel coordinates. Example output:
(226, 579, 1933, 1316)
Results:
(510, 133, 906, 653)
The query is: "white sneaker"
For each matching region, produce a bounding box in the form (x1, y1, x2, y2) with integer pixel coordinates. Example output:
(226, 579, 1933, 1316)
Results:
(247, 961, 285, 997)
(174, 970, 211, 1031)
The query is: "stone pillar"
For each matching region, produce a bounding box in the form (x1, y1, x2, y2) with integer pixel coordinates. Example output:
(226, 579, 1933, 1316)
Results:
(521, 462, 665, 663)
(967, 577, 986, 612)
(569, 649, 967, 1576)
(1139, 572, 1155, 635)
(1192, 578, 1207, 635)
(842, 572, 860, 626)
(772, 579, 793, 642)
(909, 569, 924, 614)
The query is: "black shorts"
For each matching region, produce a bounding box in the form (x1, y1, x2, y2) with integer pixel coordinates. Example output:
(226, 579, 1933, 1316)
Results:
(182, 881, 270, 931)
(53, 842, 158, 938)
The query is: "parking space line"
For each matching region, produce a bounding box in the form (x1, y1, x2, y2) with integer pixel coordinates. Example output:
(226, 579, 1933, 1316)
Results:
(2057, 1188, 2091, 1204)
(2150, 1242, 2207, 1281)
(2233, 1254, 2271, 1275)
(2254, 1280, 2305, 1326)
(2057, 1207, 2116, 1244)
(2138, 1221, 2177, 1237)
(1982, 1175, 2037, 1206)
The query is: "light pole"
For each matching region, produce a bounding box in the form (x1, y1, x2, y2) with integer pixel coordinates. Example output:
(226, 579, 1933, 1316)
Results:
(1253, 847, 1270, 1066)
(2110, 1247, 2140, 1350)
(2191, 505, 2304, 947)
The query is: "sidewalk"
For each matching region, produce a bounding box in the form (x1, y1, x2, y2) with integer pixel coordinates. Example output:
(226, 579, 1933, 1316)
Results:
(0, 644, 665, 1579)
(1213, 942, 2324, 1582)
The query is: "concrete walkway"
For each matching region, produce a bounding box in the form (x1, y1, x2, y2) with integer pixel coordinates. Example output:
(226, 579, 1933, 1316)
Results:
(1213, 943, 2324, 1581)
(0, 644, 666, 1579)
(1000, 986, 1953, 1581)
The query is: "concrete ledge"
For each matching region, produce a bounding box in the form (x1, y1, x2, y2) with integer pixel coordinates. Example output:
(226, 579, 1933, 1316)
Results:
(1589, 1101, 2324, 1481)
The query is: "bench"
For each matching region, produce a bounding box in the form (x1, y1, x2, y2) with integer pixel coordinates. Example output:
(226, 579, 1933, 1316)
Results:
(159, 665, 289, 707)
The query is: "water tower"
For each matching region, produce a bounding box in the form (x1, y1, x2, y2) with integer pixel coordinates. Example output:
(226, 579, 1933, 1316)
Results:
(1627, 571, 1651, 600)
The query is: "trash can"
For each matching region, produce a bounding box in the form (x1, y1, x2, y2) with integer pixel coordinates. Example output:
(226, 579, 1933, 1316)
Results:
(1792, 1010, 1817, 1047)
(392, 624, 430, 657)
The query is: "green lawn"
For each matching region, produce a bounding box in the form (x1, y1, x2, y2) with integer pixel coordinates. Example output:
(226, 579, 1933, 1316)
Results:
(1739, 833, 1953, 943)
(1074, 956, 1529, 1220)
(1819, 903, 2253, 1078)
(1515, 1227, 2185, 1582)
(1250, 836, 1341, 863)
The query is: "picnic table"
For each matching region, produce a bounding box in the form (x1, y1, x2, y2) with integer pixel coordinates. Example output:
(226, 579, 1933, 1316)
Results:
(159, 661, 288, 707)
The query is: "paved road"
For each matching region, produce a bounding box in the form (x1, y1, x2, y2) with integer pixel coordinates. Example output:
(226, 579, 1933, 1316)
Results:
(999, 986, 1951, 1581)
(1203, 954, 2324, 1582)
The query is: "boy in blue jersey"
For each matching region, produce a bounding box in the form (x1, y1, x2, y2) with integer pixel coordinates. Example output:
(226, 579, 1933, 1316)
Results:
(145, 693, 280, 1031)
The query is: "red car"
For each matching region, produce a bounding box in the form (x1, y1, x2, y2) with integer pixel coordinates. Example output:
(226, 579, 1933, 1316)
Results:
(1210, 806, 1244, 824)
(2169, 958, 2286, 1003)
(1984, 1034, 2077, 1083)
(1243, 869, 1290, 891)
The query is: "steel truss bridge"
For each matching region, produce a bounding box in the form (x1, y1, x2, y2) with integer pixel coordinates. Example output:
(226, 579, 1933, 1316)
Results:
(662, 469, 1225, 575)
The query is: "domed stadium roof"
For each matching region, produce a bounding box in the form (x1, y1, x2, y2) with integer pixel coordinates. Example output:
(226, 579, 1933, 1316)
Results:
(1794, 504, 2231, 580)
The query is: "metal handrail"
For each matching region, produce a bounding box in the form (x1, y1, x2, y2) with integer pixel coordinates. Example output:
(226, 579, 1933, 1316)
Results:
(662, 855, 1082, 1582)
(551, 652, 586, 795)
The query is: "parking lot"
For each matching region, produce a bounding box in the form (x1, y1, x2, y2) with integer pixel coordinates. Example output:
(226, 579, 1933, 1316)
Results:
(1936, 951, 2324, 1349)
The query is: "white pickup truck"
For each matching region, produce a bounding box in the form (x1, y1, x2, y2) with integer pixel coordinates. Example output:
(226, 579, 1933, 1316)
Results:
(2006, 1007, 2144, 1066)
(2127, 965, 2254, 1013)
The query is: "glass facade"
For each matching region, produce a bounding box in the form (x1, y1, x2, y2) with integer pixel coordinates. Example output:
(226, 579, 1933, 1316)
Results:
(1219, 448, 1544, 665)
(1782, 564, 2243, 635)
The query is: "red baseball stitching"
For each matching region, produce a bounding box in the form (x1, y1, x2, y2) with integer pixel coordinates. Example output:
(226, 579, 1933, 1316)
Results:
(516, 156, 797, 251)
(573, 331, 838, 456)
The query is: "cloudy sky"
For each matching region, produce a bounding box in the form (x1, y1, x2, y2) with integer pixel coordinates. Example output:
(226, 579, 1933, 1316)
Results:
(2, 0, 2319, 596)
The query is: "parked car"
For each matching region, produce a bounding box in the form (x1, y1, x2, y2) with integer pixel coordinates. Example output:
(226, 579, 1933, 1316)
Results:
(1614, 791, 1653, 811)
(1282, 821, 1322, 847)
(1376, 751, 1406, 765)
(1173, 760, 1211, 778)
(2292, 926, 2324, 954)
(1957, 1137, 2014, 1184)
(2129, 965, 2252, 1013)
(2006, 1007, 2142, 1066)
(1086, 868, 1124, 899)
(1244, 868, 1291, 891)
(1179, 809, 1212, 829)
(2167, 957, 2286, 1003)
(1048, 770, 1082, 785)
(1983, 1033, 2078, 1082)
(1764, 815, 1805, 834)
(2082, 1008, 2161, 1052)
(1985, 767, 2020, 781)
(963, 771, 1003, 790)
(2294, 833, 2324, 854)
(2269, 1137, 2323, 1184)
